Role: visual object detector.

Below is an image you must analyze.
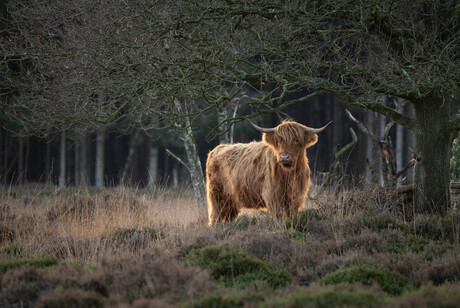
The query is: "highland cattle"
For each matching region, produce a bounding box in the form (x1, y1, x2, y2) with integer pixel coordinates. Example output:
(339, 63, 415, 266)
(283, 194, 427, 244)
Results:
(206, 119, 332, 225)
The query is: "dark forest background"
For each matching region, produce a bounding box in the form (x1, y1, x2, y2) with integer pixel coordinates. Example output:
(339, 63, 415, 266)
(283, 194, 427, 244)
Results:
(0, 96, 420, 189)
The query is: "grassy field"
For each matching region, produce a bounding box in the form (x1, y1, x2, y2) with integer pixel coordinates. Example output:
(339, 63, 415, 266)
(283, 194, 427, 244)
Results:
(0, 184, 459, 307)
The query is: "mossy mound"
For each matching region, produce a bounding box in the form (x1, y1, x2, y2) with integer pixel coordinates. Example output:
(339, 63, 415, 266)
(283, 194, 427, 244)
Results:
(320, 264, 410, 295)
(0, 255, 59, 273)
(287, 209, 325, 232)
(185, 244, 292, 289)
(265, 285, 384, 308)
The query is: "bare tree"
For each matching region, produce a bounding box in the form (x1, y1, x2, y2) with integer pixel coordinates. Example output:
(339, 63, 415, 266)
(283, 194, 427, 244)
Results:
(160, 0, 459, 215)
(2, 0, 458, 215)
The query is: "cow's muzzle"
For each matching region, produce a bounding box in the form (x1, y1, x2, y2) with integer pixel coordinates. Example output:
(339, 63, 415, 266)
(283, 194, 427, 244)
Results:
(279, 154, 292, 167)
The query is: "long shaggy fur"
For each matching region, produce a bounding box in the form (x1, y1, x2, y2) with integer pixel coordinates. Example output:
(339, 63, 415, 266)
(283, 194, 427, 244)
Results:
(206, 120, 319, 225)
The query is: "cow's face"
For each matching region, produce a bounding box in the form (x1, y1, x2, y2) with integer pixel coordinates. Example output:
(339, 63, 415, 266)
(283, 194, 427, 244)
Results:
(263, 122, 318, 169)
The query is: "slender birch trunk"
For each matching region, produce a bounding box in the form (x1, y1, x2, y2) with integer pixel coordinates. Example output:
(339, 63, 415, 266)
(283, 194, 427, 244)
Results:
(147, 144, 159, 189)
(95, 129, 105, 188)
(173, 98, 206, 207)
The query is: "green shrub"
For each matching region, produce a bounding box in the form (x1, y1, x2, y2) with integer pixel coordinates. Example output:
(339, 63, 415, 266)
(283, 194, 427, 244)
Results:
(0, 243, 23, 256)
(320, 264, 410, 295)
(265, 285, 384, 308)
(185, 244, 293, 289)
(362, 213, 404, 232)
(286, 209, 325, 232)
(0, 255, 59, 273)
(406, 234, 429, 253)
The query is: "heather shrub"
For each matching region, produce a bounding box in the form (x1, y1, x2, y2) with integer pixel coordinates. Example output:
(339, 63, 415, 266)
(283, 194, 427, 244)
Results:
(185, 244, 293, 289)
(107, 226, 163, 251)
(320, 264, 410, 295)
(419, 240, 451, 261)
(383, 229, 407, 254)
(0, 265, 47, 305)
(233, 214, 259, 229)
(265, 284, 385, 308)
(96, 252, 215, 300)
(229, 230, 298, 270)
(339, 229, 383, 254)
(413, 251, 460, 286)
(389, 283, 460, 308)
(361, 212, 405, 233)
(440, 212, 460, 242)
(0, 255, 59, 273)
(36, 289, 105, 308)
(412, 214, 446, 240)
(185, 293, 245, 308)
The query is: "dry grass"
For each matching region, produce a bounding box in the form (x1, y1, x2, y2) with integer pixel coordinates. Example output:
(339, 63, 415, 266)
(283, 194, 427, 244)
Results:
(0, 184, 207, 262)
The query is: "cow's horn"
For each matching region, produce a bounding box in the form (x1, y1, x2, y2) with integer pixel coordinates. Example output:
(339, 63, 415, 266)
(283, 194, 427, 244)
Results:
(246, 118, 276, 133)
(305, 121, 333, 134)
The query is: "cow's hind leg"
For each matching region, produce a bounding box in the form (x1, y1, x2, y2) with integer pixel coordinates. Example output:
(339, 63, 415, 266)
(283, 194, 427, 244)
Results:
(207, 178, 238, 226)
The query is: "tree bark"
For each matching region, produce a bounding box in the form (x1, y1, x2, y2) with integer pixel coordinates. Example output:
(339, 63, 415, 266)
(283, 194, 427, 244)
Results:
(74, 139, 80, 185)
(45, 141, 51, 182)
(147, 144, 158, 189)
(217, 107, 230, 145)
(173, 98, 206, 207)
(18, 137, 24, 184)
(413, 96, 454, 215)
(396, 123, 404, 186)
(24, 137, 30, 184)
(95, 129, 105, 188)
(79, 134, 89, 186)
(59, 132, 66, 187)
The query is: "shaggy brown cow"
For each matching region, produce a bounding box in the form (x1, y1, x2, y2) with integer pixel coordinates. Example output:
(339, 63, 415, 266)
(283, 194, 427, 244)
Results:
(206, 119, 332, 225)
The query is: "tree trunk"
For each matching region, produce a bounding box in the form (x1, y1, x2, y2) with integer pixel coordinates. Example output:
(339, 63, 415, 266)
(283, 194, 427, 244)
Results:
(59, 132, 66, 187)
(218, 107, 230, 144)
(74, 139, 80, 185)
(173, 98, 206, 207)
(79, 134, 89, 186)
(24, 137, 30, 184)
(46, 141, 51, 183)
(95, 129, 105, 188)
(413, 97, 454, 215)
(229, 102, 239, 144)
(396, 123, 404, 186)
(180, 125, 206, 206)
(172, 161, 179, 188)
(147, 144, 158, 189)
(18, 137, 24, 184)
(365, 110, 375, 185)
(121, 130, 142, 185)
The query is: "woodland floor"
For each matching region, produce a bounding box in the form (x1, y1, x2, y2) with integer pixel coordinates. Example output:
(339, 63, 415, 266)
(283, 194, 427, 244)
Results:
(0, 184, 459, 307)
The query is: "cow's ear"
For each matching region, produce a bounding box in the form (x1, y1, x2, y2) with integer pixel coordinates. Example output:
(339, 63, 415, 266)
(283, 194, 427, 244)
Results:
(263, 132, 276, 146)
(305, 133, 318, 148)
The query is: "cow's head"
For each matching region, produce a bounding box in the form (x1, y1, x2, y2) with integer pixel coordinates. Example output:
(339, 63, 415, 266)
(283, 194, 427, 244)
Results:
(248, 119, 332, 169)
